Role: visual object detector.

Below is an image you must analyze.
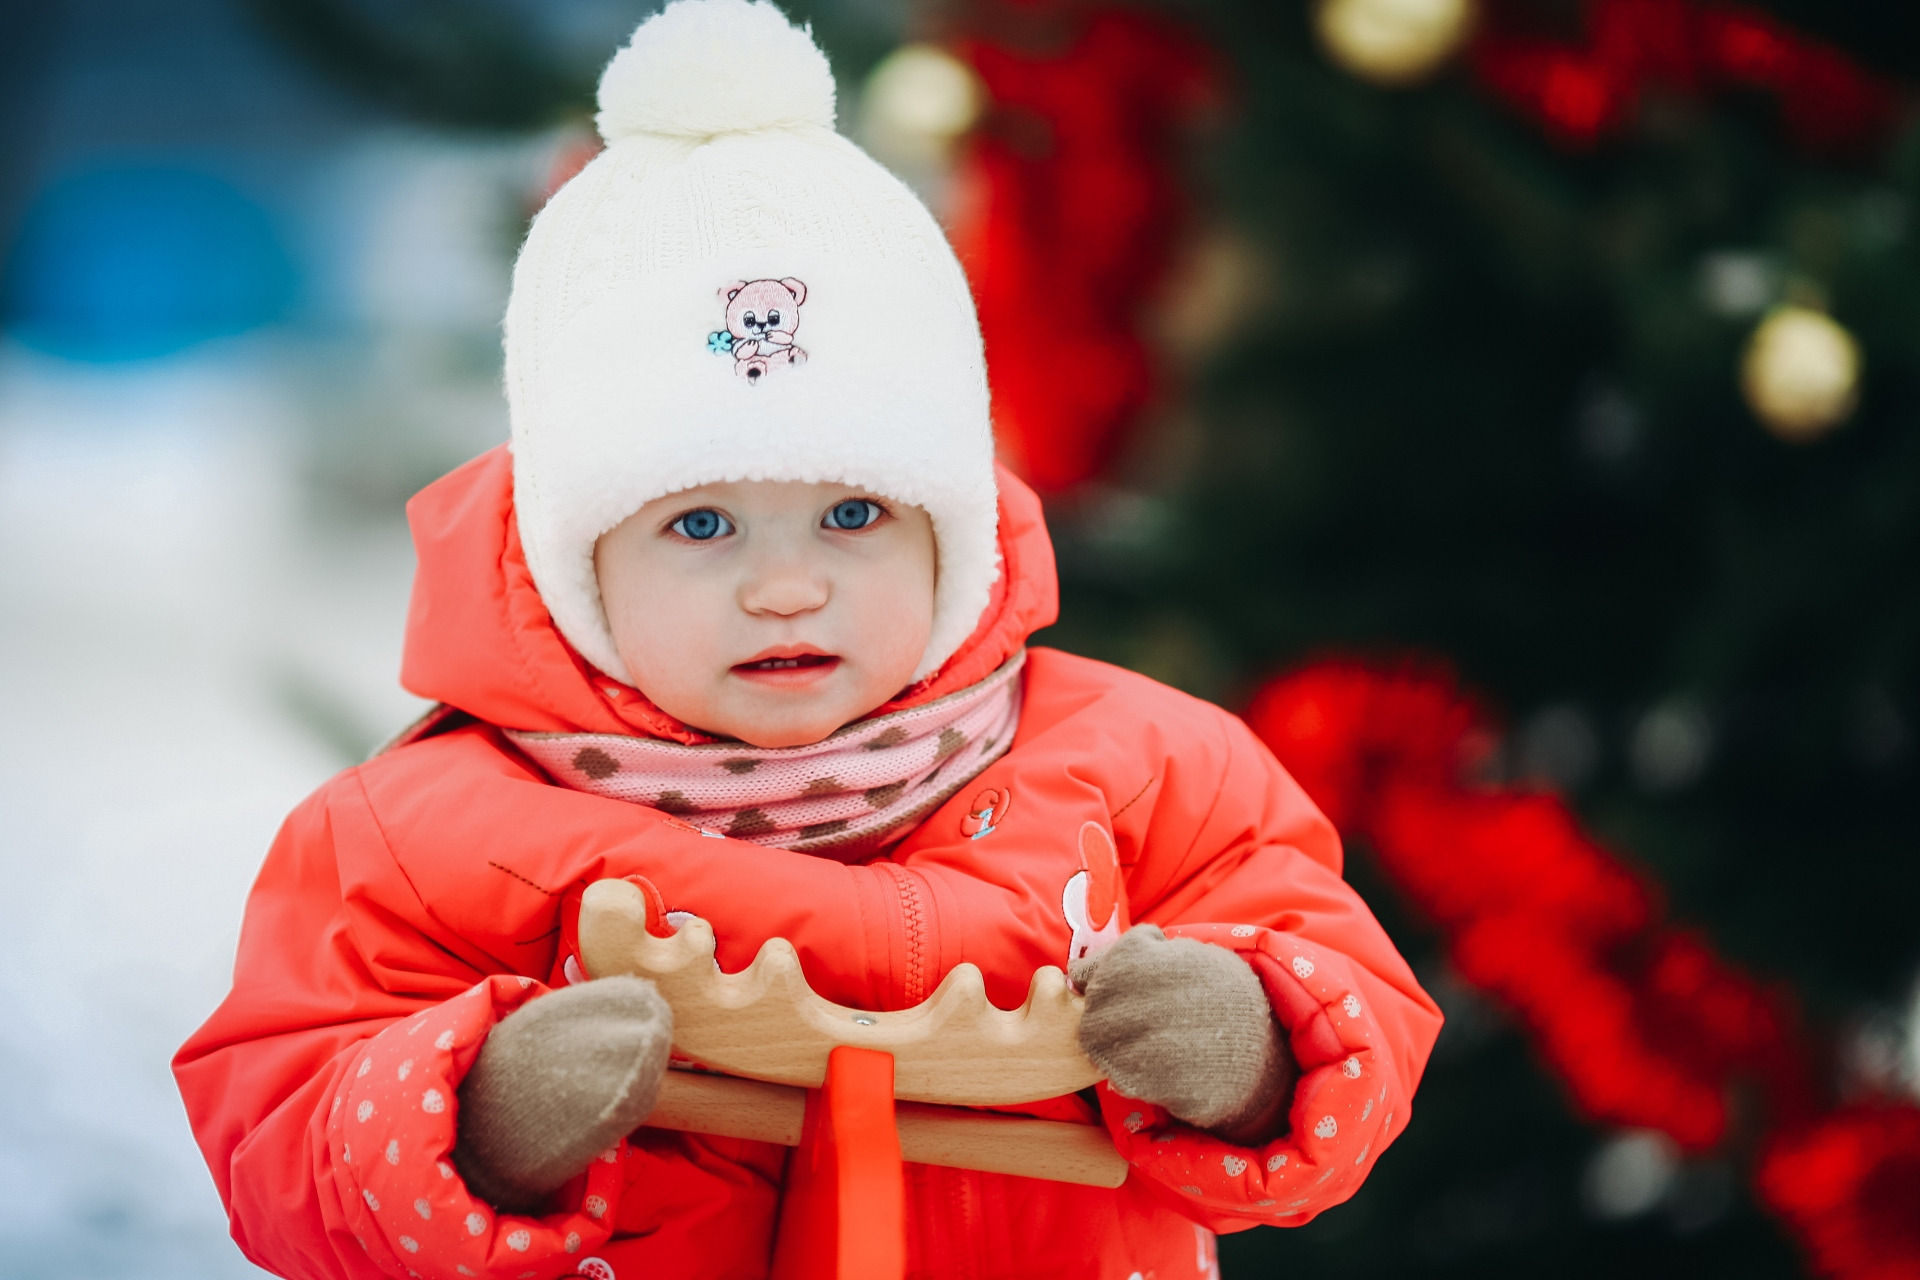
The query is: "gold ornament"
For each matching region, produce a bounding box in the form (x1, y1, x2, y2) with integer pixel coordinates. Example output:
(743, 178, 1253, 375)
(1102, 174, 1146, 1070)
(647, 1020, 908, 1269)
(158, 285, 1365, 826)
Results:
(1315, 0, 1478, 86)
(860, 44, 983, 166)
(1741, 306, 1862, 442)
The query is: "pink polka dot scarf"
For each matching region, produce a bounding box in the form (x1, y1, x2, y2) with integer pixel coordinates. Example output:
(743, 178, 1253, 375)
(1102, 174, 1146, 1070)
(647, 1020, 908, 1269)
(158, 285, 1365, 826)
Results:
(507, 653, 1024, 860)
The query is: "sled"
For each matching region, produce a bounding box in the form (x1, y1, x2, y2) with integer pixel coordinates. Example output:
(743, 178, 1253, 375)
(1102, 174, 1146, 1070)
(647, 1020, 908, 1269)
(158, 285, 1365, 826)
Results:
(578, 878, 1127, 1280)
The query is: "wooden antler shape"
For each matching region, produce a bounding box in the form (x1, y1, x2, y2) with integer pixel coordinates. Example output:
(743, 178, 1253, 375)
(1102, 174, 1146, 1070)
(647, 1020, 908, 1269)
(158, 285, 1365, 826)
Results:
(577, 879, 1103, 1107)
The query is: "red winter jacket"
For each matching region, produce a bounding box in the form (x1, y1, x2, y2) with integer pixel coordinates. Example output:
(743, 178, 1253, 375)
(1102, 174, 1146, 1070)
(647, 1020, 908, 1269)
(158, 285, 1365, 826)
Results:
(175, 446, 1441, 1280)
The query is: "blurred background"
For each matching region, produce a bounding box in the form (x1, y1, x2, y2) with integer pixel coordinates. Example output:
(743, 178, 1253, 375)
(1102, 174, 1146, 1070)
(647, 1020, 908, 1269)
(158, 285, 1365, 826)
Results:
(0, 0, 1915, 1276)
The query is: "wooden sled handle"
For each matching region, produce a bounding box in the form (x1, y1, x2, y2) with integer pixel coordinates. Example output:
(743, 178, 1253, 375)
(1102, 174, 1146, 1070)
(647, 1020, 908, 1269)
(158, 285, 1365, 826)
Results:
(646, 1069, 1129, 1189)
(579, 879, 1104, 1107)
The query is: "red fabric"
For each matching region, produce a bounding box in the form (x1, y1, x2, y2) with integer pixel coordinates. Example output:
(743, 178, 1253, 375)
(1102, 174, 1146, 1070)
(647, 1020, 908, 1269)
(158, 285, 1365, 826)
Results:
(326, 977, 628, 1276)
(175, 450, 1439, 1280)
(1097, 924, 1415, 1223)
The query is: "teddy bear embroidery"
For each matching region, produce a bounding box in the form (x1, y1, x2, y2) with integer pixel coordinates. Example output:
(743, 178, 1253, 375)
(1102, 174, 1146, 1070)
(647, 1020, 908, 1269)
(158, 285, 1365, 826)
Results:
(708, 278, 809, 382)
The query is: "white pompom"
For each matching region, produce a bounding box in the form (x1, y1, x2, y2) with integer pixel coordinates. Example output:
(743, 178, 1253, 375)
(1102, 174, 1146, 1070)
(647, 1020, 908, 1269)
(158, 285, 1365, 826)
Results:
(597, 0, 835, 141)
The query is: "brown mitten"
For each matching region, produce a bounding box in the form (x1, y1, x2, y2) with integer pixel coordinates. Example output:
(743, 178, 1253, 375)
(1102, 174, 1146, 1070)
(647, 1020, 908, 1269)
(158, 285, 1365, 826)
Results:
(451, 975, 672, 1212)
(1073, 926, 1296, 1145)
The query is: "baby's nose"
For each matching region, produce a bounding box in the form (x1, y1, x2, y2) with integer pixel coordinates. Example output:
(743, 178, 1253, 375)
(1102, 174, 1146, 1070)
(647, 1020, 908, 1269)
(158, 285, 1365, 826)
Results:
(739, 551, 831, 616)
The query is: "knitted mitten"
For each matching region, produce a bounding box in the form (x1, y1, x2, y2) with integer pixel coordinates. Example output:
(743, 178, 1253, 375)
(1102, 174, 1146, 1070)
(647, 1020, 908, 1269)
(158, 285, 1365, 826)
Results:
(451, 975, 673, 1212)
(1073, 926, 1296, 1145)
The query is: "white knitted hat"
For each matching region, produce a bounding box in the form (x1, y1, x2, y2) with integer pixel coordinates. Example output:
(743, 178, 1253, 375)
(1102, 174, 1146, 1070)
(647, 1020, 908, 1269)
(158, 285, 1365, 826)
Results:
(506, 0, 999, 687)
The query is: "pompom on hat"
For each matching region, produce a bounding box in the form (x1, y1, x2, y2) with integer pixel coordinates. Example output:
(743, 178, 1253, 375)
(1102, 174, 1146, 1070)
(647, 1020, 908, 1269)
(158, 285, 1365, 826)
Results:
(507, 0, 998, 688)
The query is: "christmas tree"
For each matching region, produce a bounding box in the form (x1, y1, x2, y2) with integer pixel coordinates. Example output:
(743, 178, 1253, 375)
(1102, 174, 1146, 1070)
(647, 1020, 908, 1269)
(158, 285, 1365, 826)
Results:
(962, 2, 1920, 1273)
(248, 0, 1920, 1273)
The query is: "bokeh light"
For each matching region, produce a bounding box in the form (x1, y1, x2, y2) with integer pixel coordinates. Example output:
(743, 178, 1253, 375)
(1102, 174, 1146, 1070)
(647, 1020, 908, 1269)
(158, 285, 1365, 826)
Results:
(4, 167, 295, 362)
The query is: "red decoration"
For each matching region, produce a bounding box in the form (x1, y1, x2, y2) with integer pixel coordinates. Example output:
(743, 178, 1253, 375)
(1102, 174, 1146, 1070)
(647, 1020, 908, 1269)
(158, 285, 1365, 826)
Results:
(542, 132, 604, 206)
(948, 2, 1217, 491)
(1245, 656, 1920, 1278)
(1470, 0, 1902, 150)
(1760, 1106, 1920, 1280)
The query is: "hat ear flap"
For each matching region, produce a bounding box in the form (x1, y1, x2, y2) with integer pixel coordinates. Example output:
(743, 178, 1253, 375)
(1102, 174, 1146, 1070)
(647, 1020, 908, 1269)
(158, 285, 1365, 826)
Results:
(779, 278, 808, 306)
(720, 280, 748, 304)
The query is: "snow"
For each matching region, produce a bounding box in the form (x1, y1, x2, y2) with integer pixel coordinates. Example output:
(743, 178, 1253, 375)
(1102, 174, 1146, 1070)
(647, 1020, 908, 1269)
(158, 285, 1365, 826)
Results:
(0, 342, 427, 1277)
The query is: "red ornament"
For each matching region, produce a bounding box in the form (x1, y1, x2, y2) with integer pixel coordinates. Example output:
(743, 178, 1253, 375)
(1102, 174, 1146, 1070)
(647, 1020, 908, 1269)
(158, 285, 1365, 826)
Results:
(948, 2, 1219, 491)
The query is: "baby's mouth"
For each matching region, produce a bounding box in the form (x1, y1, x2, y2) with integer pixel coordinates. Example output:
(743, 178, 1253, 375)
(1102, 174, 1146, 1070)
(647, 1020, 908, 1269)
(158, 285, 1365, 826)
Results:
(737, 654, 835, 672)
(732, 651, 841, 684)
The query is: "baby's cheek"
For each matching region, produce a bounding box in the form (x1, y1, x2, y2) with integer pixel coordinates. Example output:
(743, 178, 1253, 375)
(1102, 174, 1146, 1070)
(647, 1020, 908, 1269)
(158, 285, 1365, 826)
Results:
(852, 561, 934, 674)
(613, 580, 733, 699)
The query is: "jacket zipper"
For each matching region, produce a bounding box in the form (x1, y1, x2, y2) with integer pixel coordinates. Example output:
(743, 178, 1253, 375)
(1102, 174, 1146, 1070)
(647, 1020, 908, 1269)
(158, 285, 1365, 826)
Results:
(888, 863, 994, 1277)
(884, 862, 931, 1006)
(949, 1168, 983, 1280)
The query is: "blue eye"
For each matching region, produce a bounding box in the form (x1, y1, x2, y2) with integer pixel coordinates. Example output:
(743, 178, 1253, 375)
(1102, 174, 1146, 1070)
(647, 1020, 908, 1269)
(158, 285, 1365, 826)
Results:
(671, 508, 733, 540)
(825, 499, 882, 530)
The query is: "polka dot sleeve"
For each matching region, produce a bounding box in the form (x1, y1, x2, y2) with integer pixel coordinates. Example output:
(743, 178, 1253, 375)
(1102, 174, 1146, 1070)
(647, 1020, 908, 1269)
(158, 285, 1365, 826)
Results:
(1095, 922, 1411, 1228)
(325, 975, 631, 1280)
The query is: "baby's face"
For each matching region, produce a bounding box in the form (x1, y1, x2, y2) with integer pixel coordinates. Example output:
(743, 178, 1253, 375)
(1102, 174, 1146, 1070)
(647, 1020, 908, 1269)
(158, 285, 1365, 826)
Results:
(595, 480, 936, 748)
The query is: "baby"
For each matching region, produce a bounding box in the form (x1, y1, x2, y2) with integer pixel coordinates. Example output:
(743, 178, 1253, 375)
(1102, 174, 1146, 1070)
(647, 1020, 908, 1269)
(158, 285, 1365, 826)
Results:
(174, 3, 1439, 1278)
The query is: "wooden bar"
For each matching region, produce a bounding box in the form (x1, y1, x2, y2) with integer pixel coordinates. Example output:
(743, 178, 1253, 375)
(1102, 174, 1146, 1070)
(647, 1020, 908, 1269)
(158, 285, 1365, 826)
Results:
(894, 1101, 1129, 1189)
(645, 1069, 1129, 1189)
(647, 1066, 807, 1145)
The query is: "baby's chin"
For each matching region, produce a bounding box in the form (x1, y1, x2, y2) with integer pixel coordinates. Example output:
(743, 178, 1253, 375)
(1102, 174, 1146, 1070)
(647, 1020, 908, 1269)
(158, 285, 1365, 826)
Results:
(690, 683, 889, 749)
(725, 723, 842, 749)
(706, 706, 865, 748)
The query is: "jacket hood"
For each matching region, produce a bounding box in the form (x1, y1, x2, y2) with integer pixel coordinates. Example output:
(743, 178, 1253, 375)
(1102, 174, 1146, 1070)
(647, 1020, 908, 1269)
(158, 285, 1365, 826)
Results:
(399, 445, 1058, 741)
